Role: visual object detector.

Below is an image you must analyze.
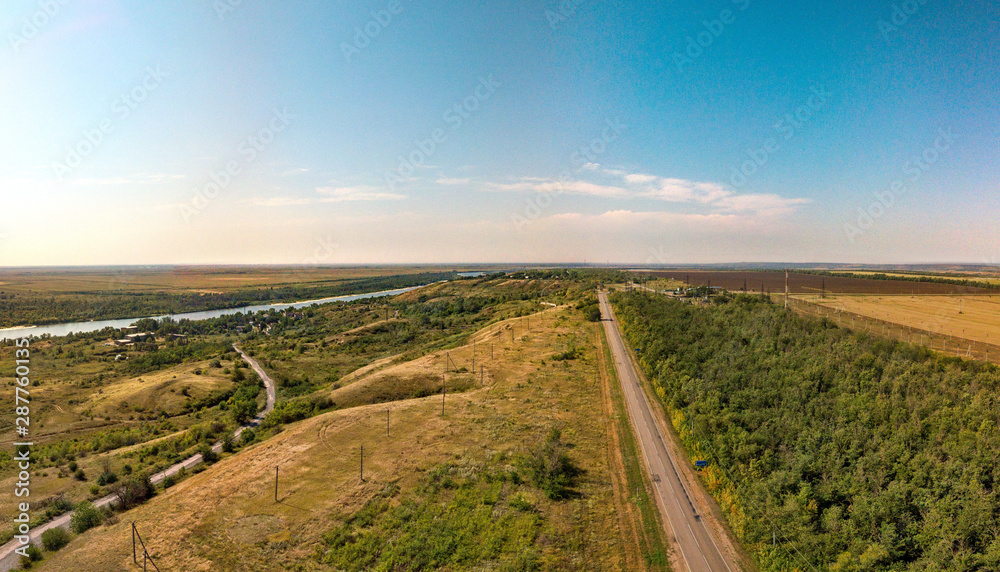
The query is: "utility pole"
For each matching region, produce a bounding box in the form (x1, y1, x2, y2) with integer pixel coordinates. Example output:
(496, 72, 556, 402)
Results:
(784, 270, 789, 309)
(274, 466, 279, 502)
(360, 445, 364, 482)
(472, 340, 475, 371)
(386, 409, 390, 438)
(480, 365, 484, 384)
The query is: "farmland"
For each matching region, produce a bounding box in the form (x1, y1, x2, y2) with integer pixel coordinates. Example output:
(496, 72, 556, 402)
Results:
(794, 294, 1000, 347)
(0, 266, 474, 328)
(643, 270, 994, 295)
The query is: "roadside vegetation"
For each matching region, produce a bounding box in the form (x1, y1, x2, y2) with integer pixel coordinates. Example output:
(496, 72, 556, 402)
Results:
(24, 270, 657, 571)
(613, 290, 1000, 571)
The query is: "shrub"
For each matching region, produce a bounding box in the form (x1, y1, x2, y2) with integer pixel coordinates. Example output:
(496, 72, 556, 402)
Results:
(221, 433, 234, 453)
(199, 444, 218, 464)
(111, 474, 153, 510)
(522, 429, 580, 500)
(41, 527, 70, 551)
(240, 429, 256, 446)
(73, 469, 86, 481)
(18, 542, 42, 566)
(69, 501, 102, 534)
(96, 471, 118, 486)
(42, 495, 74, 521)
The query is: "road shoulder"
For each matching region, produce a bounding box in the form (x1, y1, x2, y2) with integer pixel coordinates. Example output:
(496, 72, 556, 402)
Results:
(608, 293, 755, 572)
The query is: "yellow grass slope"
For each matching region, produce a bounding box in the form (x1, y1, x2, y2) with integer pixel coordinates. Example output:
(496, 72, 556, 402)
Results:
(35, 306, 653, 571)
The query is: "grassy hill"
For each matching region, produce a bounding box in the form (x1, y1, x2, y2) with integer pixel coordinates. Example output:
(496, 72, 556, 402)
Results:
(31, 302, 669, 571)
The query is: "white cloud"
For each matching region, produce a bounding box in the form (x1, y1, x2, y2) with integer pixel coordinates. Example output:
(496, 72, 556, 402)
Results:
(249, 196, 312, 207)
(435, 177, 471, 185)
(713, 193, 812, 216)
(641, 178, 732, 204)
(623, 173, 659, 185)
(483, 179, 628, 197)
(316, 185, 406, 202)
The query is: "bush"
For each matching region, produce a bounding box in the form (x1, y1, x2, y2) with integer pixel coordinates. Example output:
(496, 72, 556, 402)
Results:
(73, 469, 86, 481)
(42, 495, 74, 521)
(69, 501, 102, 534)
(96, 471, 118, 486)
(111, 474, 153, 510)
(522, 429, 580, 500)
(240, 429, 256, 446)
(18, 542, 42, 566)
(41, 527, 70, 551)
(221, 433, 235, 453)
(199, 444, 218, 464)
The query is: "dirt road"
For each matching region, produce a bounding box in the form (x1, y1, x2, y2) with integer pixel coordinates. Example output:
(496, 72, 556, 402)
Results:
(0, 345, 276, 570)
(598, 292, 738, 572)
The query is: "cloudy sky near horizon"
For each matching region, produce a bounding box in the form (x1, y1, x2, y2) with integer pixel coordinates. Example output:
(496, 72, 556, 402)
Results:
(1, 0, 998, 266)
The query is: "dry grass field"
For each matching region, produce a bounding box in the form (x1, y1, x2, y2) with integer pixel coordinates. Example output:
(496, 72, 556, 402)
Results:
(0, 266, 481, 295)
(32, 306, 669, 571)
(76, 359, 237, 419)
(0, 355, 240, 528)
(795, 294, 1000, 346)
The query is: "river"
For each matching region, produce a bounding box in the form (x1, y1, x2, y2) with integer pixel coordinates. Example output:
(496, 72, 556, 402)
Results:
(0, 285, 424, 341)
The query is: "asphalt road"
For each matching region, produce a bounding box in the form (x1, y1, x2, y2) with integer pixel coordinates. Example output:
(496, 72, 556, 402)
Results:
(0, 344, 276, 570)
(599, 292, 736, 572)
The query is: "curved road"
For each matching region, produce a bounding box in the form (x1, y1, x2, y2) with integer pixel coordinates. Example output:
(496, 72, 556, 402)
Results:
(0, 345, 275, 570)
(599, 292, 738, 572)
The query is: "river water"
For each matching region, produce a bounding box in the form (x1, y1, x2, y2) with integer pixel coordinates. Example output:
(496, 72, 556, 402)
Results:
(0, 285, 423, 341)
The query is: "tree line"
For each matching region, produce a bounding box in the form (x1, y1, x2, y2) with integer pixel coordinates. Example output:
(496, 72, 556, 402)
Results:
(612, 291, 1000, 571)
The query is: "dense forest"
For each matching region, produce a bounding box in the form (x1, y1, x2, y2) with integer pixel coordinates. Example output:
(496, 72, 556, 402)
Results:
(611, 291, 1000, 571)
(0, 271, 457, 328)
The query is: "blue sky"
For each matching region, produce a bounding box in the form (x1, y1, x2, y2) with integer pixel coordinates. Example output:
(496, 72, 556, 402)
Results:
(1, 0, 997, 265)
